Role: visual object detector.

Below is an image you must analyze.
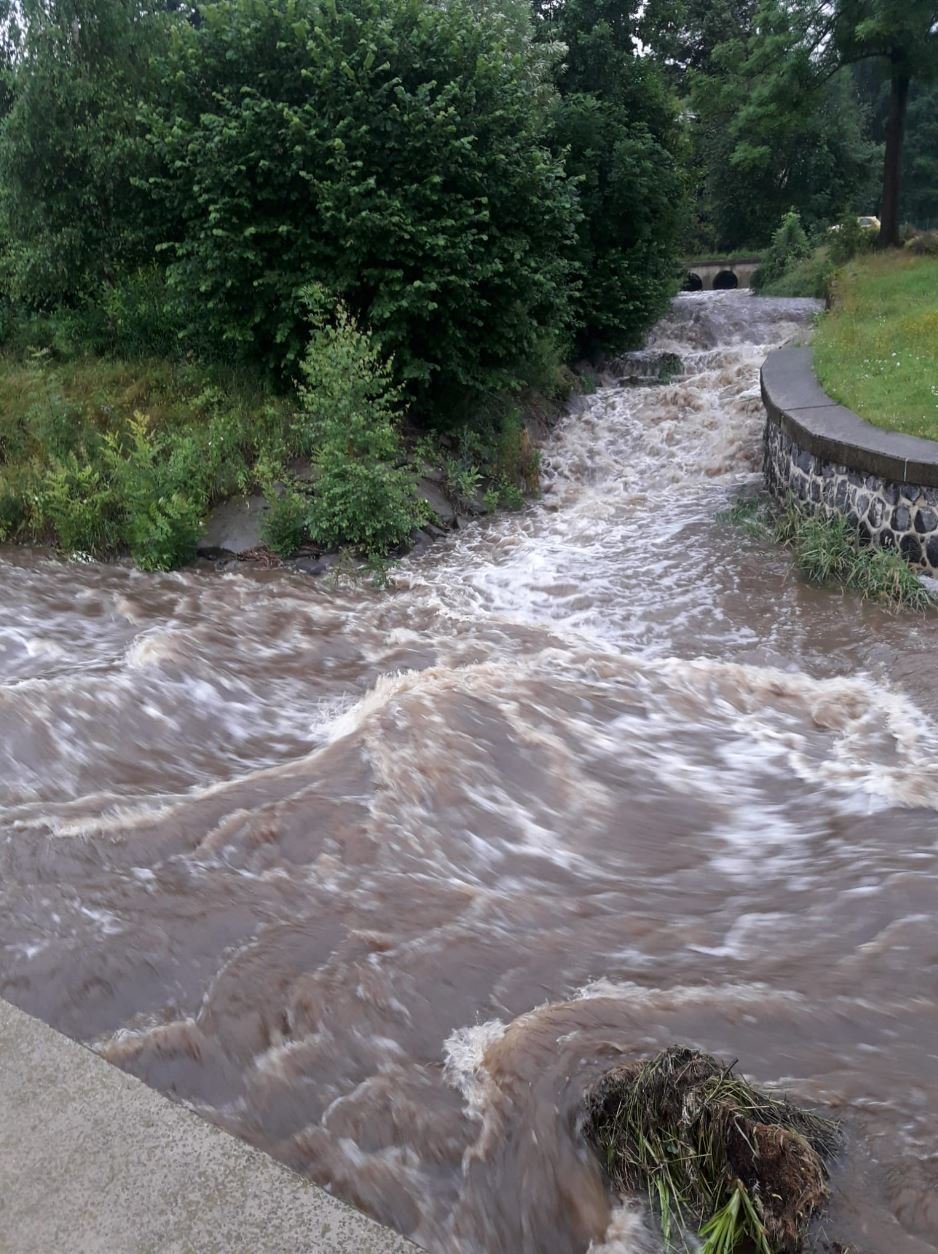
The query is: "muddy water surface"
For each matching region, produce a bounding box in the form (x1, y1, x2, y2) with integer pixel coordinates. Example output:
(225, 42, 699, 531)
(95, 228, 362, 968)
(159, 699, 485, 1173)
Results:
(2, 294, 937, 1254)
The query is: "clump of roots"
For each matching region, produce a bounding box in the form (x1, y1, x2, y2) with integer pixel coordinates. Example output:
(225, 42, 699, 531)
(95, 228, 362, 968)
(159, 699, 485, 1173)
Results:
(584, 1047, 841, 1254)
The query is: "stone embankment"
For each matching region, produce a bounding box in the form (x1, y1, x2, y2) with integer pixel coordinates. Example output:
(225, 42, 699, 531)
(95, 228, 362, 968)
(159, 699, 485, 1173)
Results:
(762, 347, 938, 574)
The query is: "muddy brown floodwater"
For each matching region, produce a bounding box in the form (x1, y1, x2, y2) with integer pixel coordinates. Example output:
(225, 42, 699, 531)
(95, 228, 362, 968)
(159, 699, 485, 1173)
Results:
(2, 293, 937, 1254)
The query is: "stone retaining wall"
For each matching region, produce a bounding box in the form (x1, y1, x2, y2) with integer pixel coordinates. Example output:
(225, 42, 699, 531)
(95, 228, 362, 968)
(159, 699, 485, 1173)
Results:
(761, 348, 938, 575)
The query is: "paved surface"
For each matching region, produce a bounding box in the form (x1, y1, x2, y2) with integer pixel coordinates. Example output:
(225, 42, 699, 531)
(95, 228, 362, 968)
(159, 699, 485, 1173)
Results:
(0, 998, 419, 1253)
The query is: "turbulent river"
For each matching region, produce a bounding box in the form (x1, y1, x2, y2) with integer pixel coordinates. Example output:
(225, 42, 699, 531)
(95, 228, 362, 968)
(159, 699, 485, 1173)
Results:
(2, 293, 938, 1254)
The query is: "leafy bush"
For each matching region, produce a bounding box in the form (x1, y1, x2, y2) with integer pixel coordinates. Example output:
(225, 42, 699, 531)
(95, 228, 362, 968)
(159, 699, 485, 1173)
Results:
(100, 414, 204, 570)
(752, 211, 812, 291)
(145, 0, 577, 413)
(37, 453, 120, 554)
(906, 230, 938, 256)
(300, 305, 427, 556)
(827, 214, 876, 266)
(260, 473, 309, 558)
(99, 268, 183, 359)
(758, 247, 836, 299)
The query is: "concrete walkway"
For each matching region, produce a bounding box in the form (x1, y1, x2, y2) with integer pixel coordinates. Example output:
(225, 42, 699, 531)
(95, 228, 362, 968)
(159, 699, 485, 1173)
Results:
(0, 998, 419, 1253)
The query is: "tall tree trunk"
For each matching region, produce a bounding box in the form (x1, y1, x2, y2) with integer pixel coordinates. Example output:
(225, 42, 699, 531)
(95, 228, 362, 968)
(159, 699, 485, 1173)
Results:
(878, 63, 910, 248)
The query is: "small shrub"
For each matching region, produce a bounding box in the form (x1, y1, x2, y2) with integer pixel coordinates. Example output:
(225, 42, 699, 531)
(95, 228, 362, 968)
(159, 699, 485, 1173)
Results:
(260, 473, 309, 558)
(300, 304, 426, 557)
(101, 414, 205, 570)
(752, 211, 812, 292)
(758, 248, 836, 299)
(38, 453, 121, 553)
(443, 457, 483, 514)
(100, 268, 183, 359)
(906, 230, 938, 256)
(827, 214, 876, 266)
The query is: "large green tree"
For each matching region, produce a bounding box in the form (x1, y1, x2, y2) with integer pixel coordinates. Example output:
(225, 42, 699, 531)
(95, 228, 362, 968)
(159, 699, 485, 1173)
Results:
(834, 2, 938, 244)
(0, 0, 170, 307)
(687, 1, 876, 250)
(534, 0, 686, 353)
(783, 0, 938, 246)
(639, 0, 758, 83)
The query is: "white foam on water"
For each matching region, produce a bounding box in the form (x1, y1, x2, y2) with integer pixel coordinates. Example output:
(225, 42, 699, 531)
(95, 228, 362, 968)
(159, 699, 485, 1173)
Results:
(443, 1019, 508, 1120)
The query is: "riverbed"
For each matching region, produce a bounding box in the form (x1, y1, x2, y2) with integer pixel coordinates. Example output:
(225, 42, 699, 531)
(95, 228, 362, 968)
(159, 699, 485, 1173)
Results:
(2, 292, 936, 1253)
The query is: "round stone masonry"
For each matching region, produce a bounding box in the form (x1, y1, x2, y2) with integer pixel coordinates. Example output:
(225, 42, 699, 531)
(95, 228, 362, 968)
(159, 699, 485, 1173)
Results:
(761, 348, 938, 575)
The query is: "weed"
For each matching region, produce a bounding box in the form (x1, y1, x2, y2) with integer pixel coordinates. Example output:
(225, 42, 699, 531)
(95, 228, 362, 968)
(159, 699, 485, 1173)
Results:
(585, 1047, 839, 1254)
(259, 471, 309, 558)
(722, 493, 933, 610)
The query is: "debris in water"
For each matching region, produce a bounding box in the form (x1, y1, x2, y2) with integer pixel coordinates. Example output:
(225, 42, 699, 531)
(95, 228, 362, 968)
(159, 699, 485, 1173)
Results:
(584, 1047, 840, 1254)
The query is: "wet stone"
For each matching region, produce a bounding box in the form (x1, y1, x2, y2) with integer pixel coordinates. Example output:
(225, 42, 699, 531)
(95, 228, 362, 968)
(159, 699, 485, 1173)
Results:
(881, 482, 899, 506)
(927, 534, 938, 570)
(879, 528, 896, 549)
(856, 493, 871, 519)
(809, 480, 821, 504)
(891, 505, 911, 532)
(900, 534, 923, 564)
(900, 481, 919, 502)
(821, 462, 836, 479)
(867, 497, 884, 528)
(914, 507, 938, 535)
(847, 470, 864, 489)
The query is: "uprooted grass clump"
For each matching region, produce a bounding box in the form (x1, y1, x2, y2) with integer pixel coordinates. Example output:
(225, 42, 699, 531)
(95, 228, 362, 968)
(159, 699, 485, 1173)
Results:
(720, 495, 933, 611)
(585, 1047, 841, 1254)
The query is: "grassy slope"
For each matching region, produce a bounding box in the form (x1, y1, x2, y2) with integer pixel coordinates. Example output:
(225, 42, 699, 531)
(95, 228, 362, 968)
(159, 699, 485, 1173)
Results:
(814, 253, 938, 439)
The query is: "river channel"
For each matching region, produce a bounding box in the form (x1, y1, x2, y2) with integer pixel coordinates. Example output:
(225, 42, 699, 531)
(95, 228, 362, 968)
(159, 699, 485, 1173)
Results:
(1, 292, 937, 1253)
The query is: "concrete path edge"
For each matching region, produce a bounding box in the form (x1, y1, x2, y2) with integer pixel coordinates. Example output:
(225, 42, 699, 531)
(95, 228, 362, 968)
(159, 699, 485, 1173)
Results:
(0, 996, 421, 1254)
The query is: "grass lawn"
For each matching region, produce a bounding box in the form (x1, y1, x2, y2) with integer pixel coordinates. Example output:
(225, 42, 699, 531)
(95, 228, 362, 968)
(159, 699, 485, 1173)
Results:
(814, 252, 938, 440)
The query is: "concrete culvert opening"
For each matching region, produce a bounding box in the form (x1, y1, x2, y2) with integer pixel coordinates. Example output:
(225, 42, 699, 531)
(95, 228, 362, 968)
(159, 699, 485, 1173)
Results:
(713, 269, 739, 290)
(683, 271, 704, 292)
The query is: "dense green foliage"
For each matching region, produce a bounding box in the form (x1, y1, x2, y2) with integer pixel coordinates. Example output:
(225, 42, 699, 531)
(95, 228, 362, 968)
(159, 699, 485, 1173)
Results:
(297, 304, 427, 555)
(0, 0, 694, 564)
(144, 0, 578, 409)
(641, 0, 938, 252)
(751, 211, 811, 291)
(536, 0, 686, 352)
(0, 0, 164, 309)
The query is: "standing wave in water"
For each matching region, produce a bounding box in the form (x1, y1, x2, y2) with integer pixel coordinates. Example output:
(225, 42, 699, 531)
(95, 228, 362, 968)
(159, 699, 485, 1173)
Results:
(2, 293, 937, 1253)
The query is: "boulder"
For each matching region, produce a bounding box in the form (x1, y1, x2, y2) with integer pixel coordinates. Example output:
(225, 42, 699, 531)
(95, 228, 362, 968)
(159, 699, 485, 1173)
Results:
(197, 494, 269, 558)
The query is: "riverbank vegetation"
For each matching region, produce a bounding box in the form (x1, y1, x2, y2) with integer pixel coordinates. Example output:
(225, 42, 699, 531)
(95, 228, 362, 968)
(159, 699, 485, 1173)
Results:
(0, 0, 687, 566)
(724, 496, 934, 610)
(814, 253, 938, 440)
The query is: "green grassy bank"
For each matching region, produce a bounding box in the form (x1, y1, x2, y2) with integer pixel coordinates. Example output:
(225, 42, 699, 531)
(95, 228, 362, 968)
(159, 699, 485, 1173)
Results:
(814, 253, 938, 440)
